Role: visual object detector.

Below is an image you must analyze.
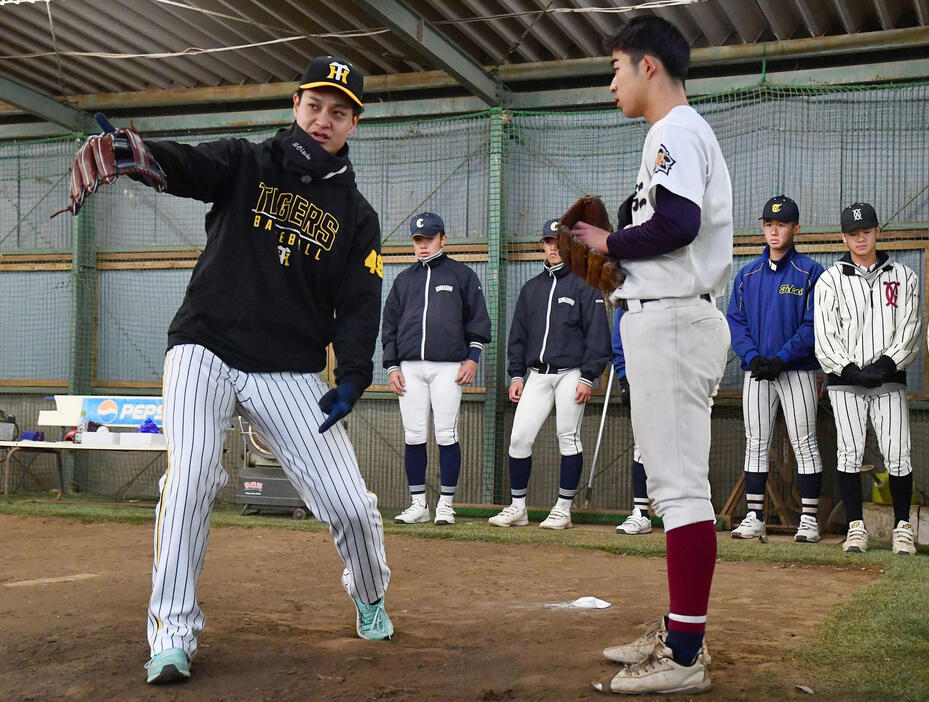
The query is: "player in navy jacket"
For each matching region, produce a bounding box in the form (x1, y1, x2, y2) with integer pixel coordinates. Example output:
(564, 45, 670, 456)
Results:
(382, 212, 491, 526)
(726, 195, 826, 543)
(488, 218, 610, 530)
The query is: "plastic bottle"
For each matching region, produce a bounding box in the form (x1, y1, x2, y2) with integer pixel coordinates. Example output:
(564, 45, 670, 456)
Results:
(75, 411, 88, 443)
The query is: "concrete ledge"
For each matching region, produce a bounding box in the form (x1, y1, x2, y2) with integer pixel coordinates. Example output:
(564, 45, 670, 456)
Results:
(862, 503, 920, 542)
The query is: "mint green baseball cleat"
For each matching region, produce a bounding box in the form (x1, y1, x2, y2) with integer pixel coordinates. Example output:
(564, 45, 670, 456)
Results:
(342, 568, 394, 640)
(145, 647, 190, 684)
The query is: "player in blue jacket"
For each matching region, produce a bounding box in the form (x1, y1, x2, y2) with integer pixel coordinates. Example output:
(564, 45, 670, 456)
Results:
(382, 212, 491, 526)
(726, 195, 825, 543)
(488, 218, 610, 529)
(611, 308, 652, 535)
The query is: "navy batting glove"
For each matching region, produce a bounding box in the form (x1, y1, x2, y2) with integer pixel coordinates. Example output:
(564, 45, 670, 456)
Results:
(318, 382, 362, 433)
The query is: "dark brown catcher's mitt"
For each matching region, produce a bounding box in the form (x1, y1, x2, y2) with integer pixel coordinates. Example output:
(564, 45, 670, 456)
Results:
(556, 195, 625, 293)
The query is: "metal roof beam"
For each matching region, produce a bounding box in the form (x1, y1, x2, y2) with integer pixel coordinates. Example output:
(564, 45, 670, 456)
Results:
(915, 0, 929, 24)
(351, 0, 502, 105)
(0, 74, 94, 133)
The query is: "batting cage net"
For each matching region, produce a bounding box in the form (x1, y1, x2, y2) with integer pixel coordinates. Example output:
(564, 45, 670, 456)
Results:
(1, 80, 928, 516)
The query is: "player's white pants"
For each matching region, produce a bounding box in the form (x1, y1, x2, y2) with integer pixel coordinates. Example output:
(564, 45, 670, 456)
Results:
(148, 344, 390, 658)
(397, 360, 463, 445)
(742, 369, 822, 475)
(508, 368, 584, 458)
(828, 387, 912, 476)
(620, 298, 729, 531)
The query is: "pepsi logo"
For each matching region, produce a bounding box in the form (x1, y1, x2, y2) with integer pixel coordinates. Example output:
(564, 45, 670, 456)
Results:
(96, 399, 118, 423)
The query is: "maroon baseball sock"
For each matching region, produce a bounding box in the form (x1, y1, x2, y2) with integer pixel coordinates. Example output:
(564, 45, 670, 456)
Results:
(664, 520, 716, 665)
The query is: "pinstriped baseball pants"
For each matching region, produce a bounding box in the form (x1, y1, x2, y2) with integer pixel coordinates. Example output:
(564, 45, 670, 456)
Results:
(741, 369, 822, 475)
(828, 387, 912, 476)
(147, 344, 390, 658)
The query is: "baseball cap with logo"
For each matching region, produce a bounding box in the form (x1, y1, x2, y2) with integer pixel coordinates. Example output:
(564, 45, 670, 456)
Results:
(299, 56, 364, 109)
(410, 212, 445, 238)
(759, 195, 799, 223)
(840, 202, 879, 233)
(541, 218, 559, 241)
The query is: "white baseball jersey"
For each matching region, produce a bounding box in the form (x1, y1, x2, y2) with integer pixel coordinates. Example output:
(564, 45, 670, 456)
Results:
(814, 255, 921, 379)
(616, 105, 733, 301)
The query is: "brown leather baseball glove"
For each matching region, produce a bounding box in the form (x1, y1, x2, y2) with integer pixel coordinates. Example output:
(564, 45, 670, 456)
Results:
(556, 195, 625, 293)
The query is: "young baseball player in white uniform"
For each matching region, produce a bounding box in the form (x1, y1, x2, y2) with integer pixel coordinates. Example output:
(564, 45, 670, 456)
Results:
(59, 56, 395, 684)
(815, 202, 922, 555)
(571, 16, 732, 695)
(488, 218, 610, 529)
(727, 196, 826, 544)
(382, 213, 491, 526)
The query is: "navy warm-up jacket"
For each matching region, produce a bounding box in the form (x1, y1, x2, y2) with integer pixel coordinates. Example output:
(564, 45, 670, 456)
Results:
(726, 245, 824, 372)
(507, 263, 611, 386)
(381, 251, 491, 370)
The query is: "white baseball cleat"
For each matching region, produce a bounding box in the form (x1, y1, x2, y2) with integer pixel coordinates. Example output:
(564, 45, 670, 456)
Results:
(394, 502, 430, 524)
(593, 643, 712, 695)
(731, 512, 766, 539)
(434, 502, 456, 525)
(617, 510, 652, 535)
(794, 514, 821, 543)
(842, 520, 869, 553)
(602, 619, 667, 664)
(488, 503, 529, 527)
(540, 507, 572, 530)
(892, 520, 916, 556)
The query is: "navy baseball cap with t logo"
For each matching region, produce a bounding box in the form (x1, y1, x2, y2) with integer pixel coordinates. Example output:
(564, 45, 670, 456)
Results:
(541, 219, 559, 241)
(410, 213, 445, 238)
(759, 195, 799, 223)
(299, 56, 364, 109)
(840, 202, 879, 233)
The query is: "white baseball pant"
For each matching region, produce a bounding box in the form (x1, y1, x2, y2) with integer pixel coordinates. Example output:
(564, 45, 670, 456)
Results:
(508, 368, 585, 458)
(742, 369, 822, 474)
(620, 297, 730, 531)
(148, 344, 390, 658)
(828, 387, 912, 476)
(397, 360, 463, 445)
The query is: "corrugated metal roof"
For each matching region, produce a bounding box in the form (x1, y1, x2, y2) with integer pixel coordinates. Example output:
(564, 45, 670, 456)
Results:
(0, 0, 927, 102)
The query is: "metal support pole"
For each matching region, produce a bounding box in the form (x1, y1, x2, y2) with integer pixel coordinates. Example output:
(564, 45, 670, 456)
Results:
(481, 108, 507, 504)
(68, 194, 95, 491)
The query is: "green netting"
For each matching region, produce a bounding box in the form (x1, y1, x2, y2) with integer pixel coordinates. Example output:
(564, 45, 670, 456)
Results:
(1, 81, 927, 508)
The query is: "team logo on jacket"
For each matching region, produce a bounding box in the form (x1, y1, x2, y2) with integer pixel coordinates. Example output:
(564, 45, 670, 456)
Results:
(558, 296, 576, 306)
(654, 144, 676, 175)
(884, 281, 899, 308)
(778, 284, 804, 296)
(435, 284, 454, 292)
(252, 181, 340, 260)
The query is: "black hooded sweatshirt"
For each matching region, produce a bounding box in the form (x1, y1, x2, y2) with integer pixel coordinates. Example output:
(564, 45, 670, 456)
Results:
(148, 122, 382, 389)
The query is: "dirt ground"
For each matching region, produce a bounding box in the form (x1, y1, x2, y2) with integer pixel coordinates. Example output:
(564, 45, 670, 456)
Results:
(0, 514, 875, 701)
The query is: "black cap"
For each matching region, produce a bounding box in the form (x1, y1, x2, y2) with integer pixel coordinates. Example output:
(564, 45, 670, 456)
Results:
(299, 56, 364, 108)
(840, 202, 879, 233)
(541, 218, 559, 240)
(410, 212, 445, 238)
(759, 195, 799, 223)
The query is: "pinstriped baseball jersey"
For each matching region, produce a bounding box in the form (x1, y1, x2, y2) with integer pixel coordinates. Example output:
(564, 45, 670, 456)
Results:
(814, 252, 922, 384)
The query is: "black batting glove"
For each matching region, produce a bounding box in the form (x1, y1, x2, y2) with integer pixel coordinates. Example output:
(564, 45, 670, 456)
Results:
(749, 356, 766, 380)
(765, 357, 785, 379)
(618, 374, 630, 406)
(318, 382, 362, 433)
